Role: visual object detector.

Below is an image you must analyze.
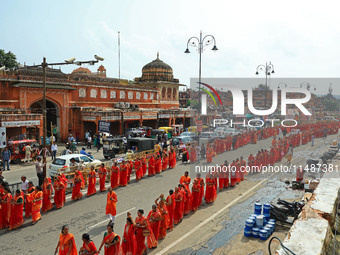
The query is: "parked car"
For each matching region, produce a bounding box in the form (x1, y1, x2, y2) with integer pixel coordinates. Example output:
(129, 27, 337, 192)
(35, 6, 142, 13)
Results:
(179, 132, 198, 138)
(48, 154, 102, 178)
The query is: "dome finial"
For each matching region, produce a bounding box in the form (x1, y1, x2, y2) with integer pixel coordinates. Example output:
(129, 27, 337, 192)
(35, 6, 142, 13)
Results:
(157, 51, 159, 59)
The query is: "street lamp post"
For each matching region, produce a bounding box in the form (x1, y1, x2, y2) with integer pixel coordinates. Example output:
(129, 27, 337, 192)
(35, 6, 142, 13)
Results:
(185, 31, 218, 114)
(25, 55, 104, 178)
(255, 62, 275, 108)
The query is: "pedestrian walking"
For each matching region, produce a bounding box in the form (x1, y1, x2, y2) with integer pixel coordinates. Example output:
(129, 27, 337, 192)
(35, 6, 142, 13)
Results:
(55, 225, 77, 255)
(1, 147, 11, 171)
(35, 156, 45, 186)
(51, 142, 58, 161)
(87, 135, 92, 149)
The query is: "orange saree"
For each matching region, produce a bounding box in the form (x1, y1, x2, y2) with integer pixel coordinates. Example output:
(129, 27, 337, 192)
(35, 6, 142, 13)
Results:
(9, 194, 24, 230)
(58, 233, 77, 255)
(31, 190, 43, 222)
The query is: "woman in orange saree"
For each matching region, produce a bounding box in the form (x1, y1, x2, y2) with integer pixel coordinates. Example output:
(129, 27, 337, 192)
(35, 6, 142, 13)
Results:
(161, 150, 168, 171)
(206, 146, 215, 163)
(135, 209, 156, 255)
(79, 233, 98, 255)
(148, 155, 155, 176)
(155, 195, 169, 240)
(119, 161, 128, 187)
(42, 177, 53, 212)
(31, 186, 43, 224)
(134, 158, 143, 181)
(127, 160, 133, 184)
(111, 162, 120, 188)
(191, 179, 201, 212)
(155, 154, 162, 174)
(9, 189, 24, 230)
(71, 171, 83, 201)
(147, 205, 161, 243)
(189, 145, 197, 163)
(61, 174, 68, 203)
(55, 225, 77, 255)
(98, 163, 108, 192)
(0, 188, 12, 229)
(87, 165, 97, 197)
(173, 187, 183, 225)
(53, 176, 66, 209)
(168, 148, 176, 169)
(98, 223, 122, 255)
(141, 156, 147, 177)
(165, 190, 175, 231)
(25, 181, 35, 218)
(205, 173, 217, 204)
(122, 213, 137, 255)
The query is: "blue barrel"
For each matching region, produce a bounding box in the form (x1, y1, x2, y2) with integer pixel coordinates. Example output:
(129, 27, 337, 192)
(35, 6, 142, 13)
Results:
(263, 203, 271, 214)
(245, 219, 254, 231)
(268, 219, 276, 223)
(256, 215, 264, 228)
(266, 224, 274, 235)
(259, 229, 268, 240)
(264, 213, 270, 222)
(252, 227, 260, 238)
(254, 203, 262, 214)
(244, 228, 252, 237)
(264, 226, 271, 236)
(267, 222, 275, 232)
(248, 216, 256, 226)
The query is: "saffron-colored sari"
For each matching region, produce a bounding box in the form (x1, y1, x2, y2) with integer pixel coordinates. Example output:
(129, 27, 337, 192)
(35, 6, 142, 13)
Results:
(141, 157, 147, 176)
(104, 232, 122, 255)
(135, 216, 157, 255)
(148, 156, 155, 176)
(205, 177, 217, 203)
(122, 224, 137, 255)
(81, 240, 98, 255)
(174, 191, 183, 225)
(54, 177, 66, 209)
(42, 177, 53, 212)
(111, 166, 120, 189)
(0, 193, 12, 229)
(106, 191, 117, 216)
(134, 160, 143, 181)
(25, 186, 35, 218)
(58, 233, 77, 255)
(87, 169, 97, 196)
(31, 190, 43, 222)
(98, 167, 107, 191)
(169, 150, 176, 168)
(71, 172, 83, 200)
(9, 194, 24, 230)
(191, 182, 201, 212)
(119, 165, 128, 187)
(155, 156, 162, 174)
(166, 194, 175, 230)
(157, 204, 169, 240)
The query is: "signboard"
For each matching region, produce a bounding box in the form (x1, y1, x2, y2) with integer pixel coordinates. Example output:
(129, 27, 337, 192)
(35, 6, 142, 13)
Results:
(98, 121, 111, 133)
(1, 120, 40, 127)
(124, 115, 140, 120)
(82, 116, 96, 121)
(142, 115, 157, 119)
(101, 116, 121, 121)
(0, 127, 6, 149)
(176, 114, 184, 118)
(159, 114, 170, 118)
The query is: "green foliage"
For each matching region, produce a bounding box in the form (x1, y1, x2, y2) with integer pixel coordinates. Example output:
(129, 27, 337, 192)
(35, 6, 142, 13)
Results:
(0, 49, 19, 69)
(186, 99, 191, 107)
(323, 99, 339, 111)
(190, 100, 199, 110)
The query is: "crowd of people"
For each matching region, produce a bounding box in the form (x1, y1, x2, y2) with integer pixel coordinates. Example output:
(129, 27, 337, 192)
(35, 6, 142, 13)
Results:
(0, 121, 338, 254)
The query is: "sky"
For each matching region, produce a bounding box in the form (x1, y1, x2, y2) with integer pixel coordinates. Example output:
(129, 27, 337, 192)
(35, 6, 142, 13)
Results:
(1, 0, 340, 94)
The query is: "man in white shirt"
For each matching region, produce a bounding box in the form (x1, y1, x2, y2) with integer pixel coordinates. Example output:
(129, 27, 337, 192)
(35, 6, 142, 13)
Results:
(51, 142, 58, 160)
(87, 136, 92, 149)
(21, 175, 29, 194)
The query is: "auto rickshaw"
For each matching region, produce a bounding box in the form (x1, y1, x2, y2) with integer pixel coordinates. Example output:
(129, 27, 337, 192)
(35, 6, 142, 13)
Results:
(103, 137, 126, 159)
(7, 139, 37, 164)
(127, 137, 157, 153)
(158, 127, 173, 139)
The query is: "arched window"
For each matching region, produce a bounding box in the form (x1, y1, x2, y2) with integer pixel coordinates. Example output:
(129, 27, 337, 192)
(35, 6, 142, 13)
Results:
(150, 93, 154, 100)
(101, 89, 107, 98)
(128, 91, 134, 99)
(136, 92, 141, 100)
(167, 88, 172, 100)
(143, 92, 148, 100)
(173, 88, 177, 99)
(162, 87, 166, 99)
(120, 91, 126, 99)
(90, 89, 97, 98)
(79, 88, 86, 98)
(110, 90, 116, 99)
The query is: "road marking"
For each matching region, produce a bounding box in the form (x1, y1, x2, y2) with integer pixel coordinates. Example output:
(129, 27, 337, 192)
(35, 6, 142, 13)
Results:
(65, 176, 137, 201)
(85, 207, 136, 230)
(155, 179, 267, 255)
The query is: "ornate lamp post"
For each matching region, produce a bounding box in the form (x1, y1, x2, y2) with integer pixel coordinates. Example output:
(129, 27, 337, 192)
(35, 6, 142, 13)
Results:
(255, 62, 275, 108)
(185, 31, 218, 114)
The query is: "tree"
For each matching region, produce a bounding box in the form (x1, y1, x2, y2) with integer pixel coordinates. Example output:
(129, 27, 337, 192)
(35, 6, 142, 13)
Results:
(323, 99, 339, 111)
(0, 49, 19, 69)
(190, 100, 199, 110)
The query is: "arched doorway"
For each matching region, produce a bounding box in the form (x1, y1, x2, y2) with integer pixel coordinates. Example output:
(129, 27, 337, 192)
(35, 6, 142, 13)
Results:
(30, 99, 59, 140)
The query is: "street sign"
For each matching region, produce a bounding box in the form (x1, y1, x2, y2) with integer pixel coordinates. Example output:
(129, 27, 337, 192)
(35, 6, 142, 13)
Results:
(98, 121, 111, 133)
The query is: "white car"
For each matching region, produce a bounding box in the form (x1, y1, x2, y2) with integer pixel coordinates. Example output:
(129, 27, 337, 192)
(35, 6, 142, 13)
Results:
(48, 154, 102, 178)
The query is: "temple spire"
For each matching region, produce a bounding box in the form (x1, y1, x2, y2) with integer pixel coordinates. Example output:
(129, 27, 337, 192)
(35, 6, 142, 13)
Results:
(157, 51, 159, 59)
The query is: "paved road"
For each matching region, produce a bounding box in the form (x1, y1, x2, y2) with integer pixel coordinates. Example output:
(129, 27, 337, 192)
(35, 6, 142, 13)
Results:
(0, 135, 336, 255)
